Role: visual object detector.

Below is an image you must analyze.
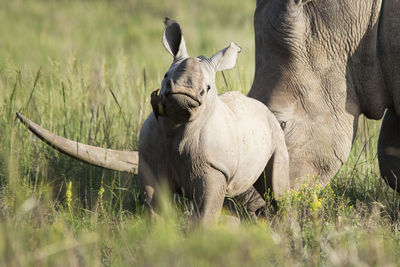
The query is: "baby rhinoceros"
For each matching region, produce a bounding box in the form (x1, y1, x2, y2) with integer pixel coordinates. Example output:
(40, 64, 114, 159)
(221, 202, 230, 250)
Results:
(139, 18, 289, 224)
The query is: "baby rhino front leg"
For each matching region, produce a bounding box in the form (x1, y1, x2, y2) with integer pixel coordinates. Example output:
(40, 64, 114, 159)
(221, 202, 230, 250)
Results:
(193, 170, 227, 224)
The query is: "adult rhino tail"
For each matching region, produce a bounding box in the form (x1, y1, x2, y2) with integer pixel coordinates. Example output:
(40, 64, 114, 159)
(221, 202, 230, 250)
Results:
(16, 112, 139, 174)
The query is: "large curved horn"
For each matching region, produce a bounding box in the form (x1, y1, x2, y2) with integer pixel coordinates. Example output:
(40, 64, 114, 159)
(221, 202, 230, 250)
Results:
(16, 112, 138, 174)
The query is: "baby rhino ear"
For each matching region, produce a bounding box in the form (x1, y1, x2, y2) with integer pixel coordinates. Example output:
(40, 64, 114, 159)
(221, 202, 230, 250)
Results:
(210, 42, 242, 72)
(162, 17, 188, 60)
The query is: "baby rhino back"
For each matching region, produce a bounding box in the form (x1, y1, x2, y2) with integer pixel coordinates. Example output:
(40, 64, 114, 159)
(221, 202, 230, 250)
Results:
(219, 91, 282, 196)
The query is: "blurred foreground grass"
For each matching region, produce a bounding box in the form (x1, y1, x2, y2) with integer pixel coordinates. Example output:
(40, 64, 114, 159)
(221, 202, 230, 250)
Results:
(1, 0, 400, 266)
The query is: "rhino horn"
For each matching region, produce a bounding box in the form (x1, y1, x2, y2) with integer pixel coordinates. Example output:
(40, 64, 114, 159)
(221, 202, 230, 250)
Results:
(16, 112, 138, 174)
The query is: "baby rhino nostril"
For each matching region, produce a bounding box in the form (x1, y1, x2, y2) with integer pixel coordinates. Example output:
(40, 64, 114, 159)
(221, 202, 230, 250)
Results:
(200, 89, 205, 96)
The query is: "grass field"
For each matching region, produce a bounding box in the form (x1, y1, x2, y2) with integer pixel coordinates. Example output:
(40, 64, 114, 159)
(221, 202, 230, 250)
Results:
(1, 0, 400, 266)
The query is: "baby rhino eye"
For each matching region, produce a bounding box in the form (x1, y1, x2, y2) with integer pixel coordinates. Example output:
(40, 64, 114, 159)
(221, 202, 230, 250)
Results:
(280, 121, 286, 130)
(166, 80, 172, 89)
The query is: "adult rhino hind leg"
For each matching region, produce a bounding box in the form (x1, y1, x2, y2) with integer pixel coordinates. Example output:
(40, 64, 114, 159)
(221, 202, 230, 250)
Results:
(378, 109, 400, 192)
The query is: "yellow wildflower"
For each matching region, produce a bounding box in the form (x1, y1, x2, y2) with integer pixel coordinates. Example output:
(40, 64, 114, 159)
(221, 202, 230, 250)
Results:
(98, 180, 105, 198)
(66, 181, 72, 211)
(98, 179, 105, 214)
(310, 193, 322, 213)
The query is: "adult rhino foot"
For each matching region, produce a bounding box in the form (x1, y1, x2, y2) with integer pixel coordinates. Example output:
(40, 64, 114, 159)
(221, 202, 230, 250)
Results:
(378, 109, 400, 192)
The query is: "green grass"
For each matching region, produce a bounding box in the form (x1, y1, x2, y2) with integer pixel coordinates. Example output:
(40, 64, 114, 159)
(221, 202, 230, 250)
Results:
(1, 0, 400, 266)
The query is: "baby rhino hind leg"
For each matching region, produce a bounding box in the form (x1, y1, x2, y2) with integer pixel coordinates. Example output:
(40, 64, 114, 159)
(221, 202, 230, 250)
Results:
(253, 139, 290, 203)
(225, 187, 266, 220)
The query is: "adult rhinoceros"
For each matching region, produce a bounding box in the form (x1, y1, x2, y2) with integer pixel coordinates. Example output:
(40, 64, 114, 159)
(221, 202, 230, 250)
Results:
(249, 0, 400, 191)
(17, 0, 400, 202)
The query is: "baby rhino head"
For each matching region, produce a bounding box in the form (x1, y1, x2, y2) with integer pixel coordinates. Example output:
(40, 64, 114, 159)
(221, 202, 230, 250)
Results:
(154, 18, 242, 123)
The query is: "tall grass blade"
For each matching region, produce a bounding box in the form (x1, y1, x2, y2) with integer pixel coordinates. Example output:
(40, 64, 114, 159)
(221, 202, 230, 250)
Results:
(25, 67, 42, 112)
(8, 70, 20, 119)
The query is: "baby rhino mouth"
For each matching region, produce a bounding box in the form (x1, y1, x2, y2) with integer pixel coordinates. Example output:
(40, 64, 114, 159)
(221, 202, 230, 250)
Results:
(162, 87, 202, 123)
(150, 87, 202, 122)
(166, 87, 202, 106)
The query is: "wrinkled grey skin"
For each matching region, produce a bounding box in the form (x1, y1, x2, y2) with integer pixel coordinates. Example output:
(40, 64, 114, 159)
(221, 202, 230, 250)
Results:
(138, 19, 289, 223)
(249, 0, 400, 191)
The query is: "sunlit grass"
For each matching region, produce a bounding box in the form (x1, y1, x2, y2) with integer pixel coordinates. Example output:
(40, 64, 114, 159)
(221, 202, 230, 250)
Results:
(1, 0, 400, 266)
